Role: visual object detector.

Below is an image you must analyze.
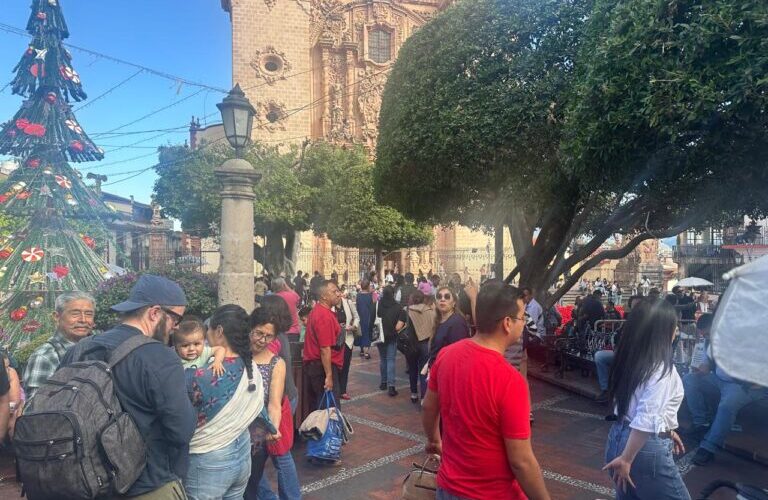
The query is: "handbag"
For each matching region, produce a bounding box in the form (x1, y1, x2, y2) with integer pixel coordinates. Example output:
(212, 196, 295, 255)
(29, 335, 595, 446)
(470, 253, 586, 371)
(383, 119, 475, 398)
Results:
(372, 300, 384, 345)
(266, 396, 295, 456)
(306, 391, 344, 462)
(396, 307, 419, 358)
(401, 456, 439, 499)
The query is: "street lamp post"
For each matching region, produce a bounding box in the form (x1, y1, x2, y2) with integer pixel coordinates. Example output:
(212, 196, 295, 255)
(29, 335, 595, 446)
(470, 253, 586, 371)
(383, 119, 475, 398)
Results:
(216, 84, 260, 311)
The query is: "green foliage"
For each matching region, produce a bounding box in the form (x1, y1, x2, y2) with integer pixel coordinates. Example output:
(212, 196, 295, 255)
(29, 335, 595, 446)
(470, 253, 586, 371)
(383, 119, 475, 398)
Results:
(93, 269, 217, 330)
(376, 0, 768, 302)
(308, 143, 433, 250)
(0, 213, 24, 239)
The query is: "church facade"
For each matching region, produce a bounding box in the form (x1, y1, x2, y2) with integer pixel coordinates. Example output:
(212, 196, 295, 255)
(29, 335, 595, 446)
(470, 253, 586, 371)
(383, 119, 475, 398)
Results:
(207, 0, 511, 282)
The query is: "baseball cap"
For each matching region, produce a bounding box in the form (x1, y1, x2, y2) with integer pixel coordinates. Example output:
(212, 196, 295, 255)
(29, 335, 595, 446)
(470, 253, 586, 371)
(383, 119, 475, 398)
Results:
(111, 274, 188, 312)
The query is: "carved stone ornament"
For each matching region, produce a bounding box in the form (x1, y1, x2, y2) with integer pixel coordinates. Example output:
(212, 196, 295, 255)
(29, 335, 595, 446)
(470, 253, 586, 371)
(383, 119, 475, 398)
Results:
(250, 46, 292, 85)
(357, 65, 389, 150)
(255, 100, 288, 132)
(310, 0, 344, 43)
(264, 0, 277, 10)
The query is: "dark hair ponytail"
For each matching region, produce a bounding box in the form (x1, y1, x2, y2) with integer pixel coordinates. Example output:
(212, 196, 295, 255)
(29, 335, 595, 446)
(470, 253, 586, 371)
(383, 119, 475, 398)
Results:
(209, 304, 256, 392)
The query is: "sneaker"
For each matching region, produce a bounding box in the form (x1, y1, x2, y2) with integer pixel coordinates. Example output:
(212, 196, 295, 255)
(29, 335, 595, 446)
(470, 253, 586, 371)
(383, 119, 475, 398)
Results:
(410, 393, 419, 404)
(692, 447, 714, 466)
(530, 412, 535, 424)
(379, 382, 387, 391)
(341, 393, 351, 400)
(595, 390, 609, 404)
(388, 387, 398, 397)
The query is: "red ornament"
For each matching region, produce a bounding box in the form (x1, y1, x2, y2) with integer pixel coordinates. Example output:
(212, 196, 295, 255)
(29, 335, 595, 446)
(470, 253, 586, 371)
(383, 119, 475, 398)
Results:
(9, 307, 28, 322)
(68, 140, 84, 153)
(52, 265, 69, 279)
(25, 46, 34, 56)
(23, 123, 46, 137)
(29, 64, 45, 78)
(15, 118, 30, 130)
(22, 320, 42, 333)
(26, 157, 41, 169)
(0, 195, 7, 204)
(55, 175, 72, 189)
(45, 92, 57, 104)
(81, 235, 96, 249)
(20, 247, 44, 263)
(15, 191, 31, 200)
(0, 248, 11, 260)
(36, 12, 47, 20)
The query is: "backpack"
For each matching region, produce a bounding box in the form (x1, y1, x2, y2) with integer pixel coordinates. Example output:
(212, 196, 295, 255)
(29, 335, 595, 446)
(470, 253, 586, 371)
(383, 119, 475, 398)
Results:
(14, 335, 152, 499)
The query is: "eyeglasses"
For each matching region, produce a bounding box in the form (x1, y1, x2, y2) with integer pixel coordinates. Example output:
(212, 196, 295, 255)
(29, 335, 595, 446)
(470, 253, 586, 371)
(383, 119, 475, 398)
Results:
(250, 329, 276, 342)
(496, 315, 526, 323)
(160, 307, 183, 327)
(437, 293, 452, 301)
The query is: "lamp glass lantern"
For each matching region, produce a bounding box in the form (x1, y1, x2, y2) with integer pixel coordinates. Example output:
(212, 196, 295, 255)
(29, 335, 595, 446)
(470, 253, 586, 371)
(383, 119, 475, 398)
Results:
(217, 84, 256, 156)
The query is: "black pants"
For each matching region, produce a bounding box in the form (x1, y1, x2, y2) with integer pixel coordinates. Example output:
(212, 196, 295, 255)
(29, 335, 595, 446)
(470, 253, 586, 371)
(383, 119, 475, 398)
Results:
(339, 345, 353, 394)
(304, 359, 342, 409)
(244, 446, 270, 500)
(406, 339, 430, 397)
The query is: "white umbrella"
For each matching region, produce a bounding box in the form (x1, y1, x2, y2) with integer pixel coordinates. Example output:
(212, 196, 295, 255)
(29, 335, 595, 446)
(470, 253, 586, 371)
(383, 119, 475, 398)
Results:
(676, 276, 714, 288)
(710, 255, 768, 386)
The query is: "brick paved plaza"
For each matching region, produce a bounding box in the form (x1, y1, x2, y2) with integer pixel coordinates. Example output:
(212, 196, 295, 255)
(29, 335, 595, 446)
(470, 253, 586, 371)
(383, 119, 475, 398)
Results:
(0, 350, 765, 499)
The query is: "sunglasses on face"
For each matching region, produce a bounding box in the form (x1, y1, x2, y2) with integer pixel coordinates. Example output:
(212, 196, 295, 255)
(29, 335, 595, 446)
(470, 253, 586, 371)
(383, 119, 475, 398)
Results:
(160, 307, 183, 327)
(437, 293, 452, 301)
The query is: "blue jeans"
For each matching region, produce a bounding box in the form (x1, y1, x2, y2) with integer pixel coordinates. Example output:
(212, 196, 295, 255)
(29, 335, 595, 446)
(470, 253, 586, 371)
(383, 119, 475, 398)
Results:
(605, 422, 690, 500)
(682, 372, 764, 453)
(595, 350, 615, 391)
(437, 489, 471, 500)
(256, 452, 302, 500)
(377, 340, 397, 388)
(185, 429, 252, 500)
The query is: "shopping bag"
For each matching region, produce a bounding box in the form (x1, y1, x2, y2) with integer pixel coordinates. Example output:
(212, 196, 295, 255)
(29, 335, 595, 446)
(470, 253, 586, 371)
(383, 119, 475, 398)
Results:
(371, 300, 384, 345)
(402, 455, 439, 499)
(306, 391, 344, 462)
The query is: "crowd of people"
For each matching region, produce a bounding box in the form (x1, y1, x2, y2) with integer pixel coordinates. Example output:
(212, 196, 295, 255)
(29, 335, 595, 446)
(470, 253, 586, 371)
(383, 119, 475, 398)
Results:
(0, 267, 762, 500)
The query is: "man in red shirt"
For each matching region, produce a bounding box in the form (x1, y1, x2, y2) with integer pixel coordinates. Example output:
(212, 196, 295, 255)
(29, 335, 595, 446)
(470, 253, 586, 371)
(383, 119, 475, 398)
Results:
(423, 281, 550, 500)
(303, 279, 344, 409)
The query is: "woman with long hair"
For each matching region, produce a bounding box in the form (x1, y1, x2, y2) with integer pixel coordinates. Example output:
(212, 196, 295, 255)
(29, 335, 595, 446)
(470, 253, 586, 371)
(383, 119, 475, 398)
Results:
(355, 279, 376, 359)
(377, 286, 406, 397)
(259, 295, 299, 412)
(185, 305, 263, 500)
(603, 300, 689, 500)
(428, 286, 470, 367)
(405, 290, 436, 402)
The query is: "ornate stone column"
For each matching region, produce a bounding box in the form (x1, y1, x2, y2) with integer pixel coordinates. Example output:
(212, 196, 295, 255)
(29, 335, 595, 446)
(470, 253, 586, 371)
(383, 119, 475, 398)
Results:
(216, 158, 262, 311)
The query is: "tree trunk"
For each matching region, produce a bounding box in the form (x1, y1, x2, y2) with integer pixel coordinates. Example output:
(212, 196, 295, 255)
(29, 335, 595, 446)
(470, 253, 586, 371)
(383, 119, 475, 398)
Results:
(494, 223, 504, 279)
(264, 228, 289, 276)
(283, 230, 299, 277)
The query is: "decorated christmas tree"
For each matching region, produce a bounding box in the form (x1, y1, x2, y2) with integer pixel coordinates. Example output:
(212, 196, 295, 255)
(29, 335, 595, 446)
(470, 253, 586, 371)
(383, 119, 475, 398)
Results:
(0, 0, 116, 355)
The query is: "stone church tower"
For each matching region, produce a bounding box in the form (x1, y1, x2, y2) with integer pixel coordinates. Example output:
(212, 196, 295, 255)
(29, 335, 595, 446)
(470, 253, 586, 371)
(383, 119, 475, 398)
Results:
(221, 0, 446, 150)
(214, 0, 504, 281)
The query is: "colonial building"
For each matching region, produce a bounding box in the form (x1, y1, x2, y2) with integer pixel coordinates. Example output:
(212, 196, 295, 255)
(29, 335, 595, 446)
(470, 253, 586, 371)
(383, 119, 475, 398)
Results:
(195, 0, 513, 282)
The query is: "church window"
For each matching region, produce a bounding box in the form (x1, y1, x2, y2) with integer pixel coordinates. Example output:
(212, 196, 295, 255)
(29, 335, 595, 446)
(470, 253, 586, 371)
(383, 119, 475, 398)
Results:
(368, 28, 391, 64)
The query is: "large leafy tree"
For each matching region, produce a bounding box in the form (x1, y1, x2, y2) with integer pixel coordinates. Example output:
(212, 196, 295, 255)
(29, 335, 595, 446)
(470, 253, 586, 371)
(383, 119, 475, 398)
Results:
(306, 143, 433, 270)
(154, 142, 314, 276)
(376, 0, 768, 305)
(154, 141, 431, 276)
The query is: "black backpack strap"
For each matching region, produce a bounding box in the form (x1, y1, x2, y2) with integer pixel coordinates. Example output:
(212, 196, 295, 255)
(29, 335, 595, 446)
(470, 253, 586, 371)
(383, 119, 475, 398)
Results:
(108, 334, 157, 368)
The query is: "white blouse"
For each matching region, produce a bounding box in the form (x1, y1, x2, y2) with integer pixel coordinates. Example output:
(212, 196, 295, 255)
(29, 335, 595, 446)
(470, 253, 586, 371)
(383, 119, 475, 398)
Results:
(623, 364, 684, 433)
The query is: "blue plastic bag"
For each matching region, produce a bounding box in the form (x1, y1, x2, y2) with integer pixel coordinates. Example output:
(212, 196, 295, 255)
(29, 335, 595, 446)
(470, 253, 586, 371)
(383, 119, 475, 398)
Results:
(306, 391, 344, 462)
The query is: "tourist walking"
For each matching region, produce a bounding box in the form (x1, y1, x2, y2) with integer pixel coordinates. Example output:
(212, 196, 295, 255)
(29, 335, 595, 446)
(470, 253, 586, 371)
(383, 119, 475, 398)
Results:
(246, 307, 301, 500)
(428, 286, 471, 366)
(355, 280, 376, 359)
(603, 300, 690, 500)
(273, 277, 302, 336)
(337, 287, 360, 400)
(60, 275, 195, 498)
(422, 281, 550, 500)
(376, 286, 406, 397)
(185, 305, 263, 500)
(303, 280, 344, 409)
(405, 290, 436, 401)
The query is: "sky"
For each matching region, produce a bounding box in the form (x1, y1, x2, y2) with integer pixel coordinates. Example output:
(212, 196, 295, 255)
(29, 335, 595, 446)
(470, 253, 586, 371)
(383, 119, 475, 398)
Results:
(0, 0, 233, 204)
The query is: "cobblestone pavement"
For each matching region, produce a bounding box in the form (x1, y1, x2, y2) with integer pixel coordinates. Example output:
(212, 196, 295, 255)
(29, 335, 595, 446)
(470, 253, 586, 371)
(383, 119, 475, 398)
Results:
(1, 351, 765, 499)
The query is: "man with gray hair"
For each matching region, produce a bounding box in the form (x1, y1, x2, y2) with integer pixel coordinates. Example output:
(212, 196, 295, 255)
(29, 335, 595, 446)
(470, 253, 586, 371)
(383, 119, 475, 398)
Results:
(23, 291, 96, 397)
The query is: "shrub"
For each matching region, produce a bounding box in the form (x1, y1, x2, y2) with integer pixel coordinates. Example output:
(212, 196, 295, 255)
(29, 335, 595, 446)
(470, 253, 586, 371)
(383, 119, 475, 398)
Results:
(94, 269, 218, 330)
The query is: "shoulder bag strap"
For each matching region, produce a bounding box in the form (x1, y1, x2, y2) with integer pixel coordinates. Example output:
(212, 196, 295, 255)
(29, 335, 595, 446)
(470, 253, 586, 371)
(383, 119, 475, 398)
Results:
(108, 334, 157, 368)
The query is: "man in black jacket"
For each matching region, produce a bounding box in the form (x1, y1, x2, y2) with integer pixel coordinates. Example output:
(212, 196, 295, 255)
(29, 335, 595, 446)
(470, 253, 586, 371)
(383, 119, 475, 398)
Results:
(61, 275, 196, 499)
